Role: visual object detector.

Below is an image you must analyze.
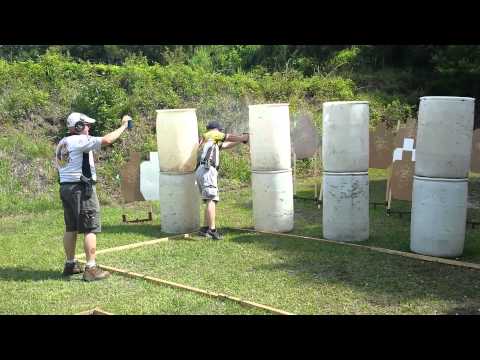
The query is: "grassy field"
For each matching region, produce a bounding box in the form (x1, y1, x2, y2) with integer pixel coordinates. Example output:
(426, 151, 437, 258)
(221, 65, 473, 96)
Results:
(1, 173, 479, 315)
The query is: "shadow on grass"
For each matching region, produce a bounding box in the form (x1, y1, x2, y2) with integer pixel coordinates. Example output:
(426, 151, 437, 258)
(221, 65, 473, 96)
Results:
(226, 230, 480, 313)
(0, 267, 63, 282)
(445, 306, 480, 315)
(101, 224, 167, 238)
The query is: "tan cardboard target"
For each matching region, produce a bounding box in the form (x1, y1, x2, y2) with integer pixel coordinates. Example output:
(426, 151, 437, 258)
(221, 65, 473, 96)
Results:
(471, 129, 480, 173)
(120, 152, 145, 203)
(394, 121, 417, 149)
(293, 113, 319, 160)
(369, 122, 395, 169)
(390, 151, 415, 201)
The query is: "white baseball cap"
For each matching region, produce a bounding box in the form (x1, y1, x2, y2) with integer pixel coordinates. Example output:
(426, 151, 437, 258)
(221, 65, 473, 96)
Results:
(66, 112, 96, 128)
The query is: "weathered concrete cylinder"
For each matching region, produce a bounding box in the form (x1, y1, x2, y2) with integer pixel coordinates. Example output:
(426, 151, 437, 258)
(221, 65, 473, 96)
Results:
(322, 172, 369, 242)
(415, 97, 475, 178)
(410, 176, 468, 258)
(248, 103, 291, 171)
(322, 101, 369, 172)
(251, 169, 294, 232)
(158, 172, 200, 234)
(156, 109, 199, 173)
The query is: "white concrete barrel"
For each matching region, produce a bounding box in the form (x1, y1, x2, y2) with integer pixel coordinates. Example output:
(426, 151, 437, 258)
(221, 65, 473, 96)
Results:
(158, 172, 200, 234)
(156, 109, 199, 173)
(416, 97, 475, 178)
(322, 172, 369, 242)
(251, 169, 294, 232)
(410, 176, 468, 258)
(322, 101, 369, 172)
(248, 104, 291, 171)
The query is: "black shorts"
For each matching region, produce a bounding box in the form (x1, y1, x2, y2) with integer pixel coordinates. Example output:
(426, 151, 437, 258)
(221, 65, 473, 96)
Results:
(60, 183, 101, 233)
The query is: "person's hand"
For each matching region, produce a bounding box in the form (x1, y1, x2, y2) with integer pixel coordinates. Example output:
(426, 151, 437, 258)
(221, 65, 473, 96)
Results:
(242, 133, 249, 144)
(122, 115, 132, 128)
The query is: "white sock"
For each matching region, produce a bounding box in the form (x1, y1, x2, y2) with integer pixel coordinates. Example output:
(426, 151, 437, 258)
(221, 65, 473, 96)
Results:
(66, 259, 76, 264)
(86, 260, 96, 268)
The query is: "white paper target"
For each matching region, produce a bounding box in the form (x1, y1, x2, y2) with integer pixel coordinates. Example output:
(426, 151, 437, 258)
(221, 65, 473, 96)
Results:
(140, 152, 160, 201)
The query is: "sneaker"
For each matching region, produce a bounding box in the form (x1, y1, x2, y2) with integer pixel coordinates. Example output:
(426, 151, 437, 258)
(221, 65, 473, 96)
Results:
(199, 226, 209, 237)
(82, 266, 111, 282)
(206, 228, 222, 240)
(62, 261, 84, 276)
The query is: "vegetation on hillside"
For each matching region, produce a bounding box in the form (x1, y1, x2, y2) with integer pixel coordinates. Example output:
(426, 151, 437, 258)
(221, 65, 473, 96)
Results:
(0, 45, 478, 214)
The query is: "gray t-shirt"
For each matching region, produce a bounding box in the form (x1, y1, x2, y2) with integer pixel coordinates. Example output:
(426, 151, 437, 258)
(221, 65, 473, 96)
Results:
(55, 135, 102, 183)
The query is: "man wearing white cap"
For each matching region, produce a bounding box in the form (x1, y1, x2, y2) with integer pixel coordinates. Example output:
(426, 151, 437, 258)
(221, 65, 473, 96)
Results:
(55, 112, 131, 281)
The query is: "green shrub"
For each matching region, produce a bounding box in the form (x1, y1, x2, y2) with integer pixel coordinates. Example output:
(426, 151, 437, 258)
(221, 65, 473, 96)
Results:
(219, 147, 251, 183)
(71, 78, 128, 135)
(0, 51, 419, 213)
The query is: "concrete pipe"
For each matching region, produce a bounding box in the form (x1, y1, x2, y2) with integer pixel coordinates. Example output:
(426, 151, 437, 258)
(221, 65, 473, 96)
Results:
(156, 108, 199, 173)
(251, 169, 294, 232)
(248, 103, 292, 171)
(410, 176, 468, 258)
(415, 97, 475, 178)
(158, 171, 200, 234)
(322, 171, 369, 242)
(322, 101, 369, 172)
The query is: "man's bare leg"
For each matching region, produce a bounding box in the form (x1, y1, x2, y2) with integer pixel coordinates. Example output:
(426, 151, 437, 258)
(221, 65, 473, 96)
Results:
(206, 200, 216, 230)
(84, 232, 96, 263)
(82, 232, 110, 281)
(63, 231, 77, 261)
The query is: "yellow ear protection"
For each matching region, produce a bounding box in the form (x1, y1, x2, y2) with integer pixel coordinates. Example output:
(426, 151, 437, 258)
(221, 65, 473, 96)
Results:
(74, 121, 85, 133)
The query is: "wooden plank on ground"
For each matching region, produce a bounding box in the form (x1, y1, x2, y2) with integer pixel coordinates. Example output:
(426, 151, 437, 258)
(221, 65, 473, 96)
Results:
(76, 307, 113, 315)
(231, 228, 480, 271)
(77, 260, 294, 315)
(76, 234, 191, 258)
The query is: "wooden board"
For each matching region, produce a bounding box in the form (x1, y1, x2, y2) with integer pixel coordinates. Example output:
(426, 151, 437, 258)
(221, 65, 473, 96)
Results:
(75, 235, 187, 258)
(77, 260, 293, 315)
(369, 122, 395, 169)
(471, 129, 480, 173)
(390, 151, 415, 201)
(293, 113, 319, 160)
(231, 228, 480, 271)
(76, 308, 113, 315)
(119, 152, 145, 203)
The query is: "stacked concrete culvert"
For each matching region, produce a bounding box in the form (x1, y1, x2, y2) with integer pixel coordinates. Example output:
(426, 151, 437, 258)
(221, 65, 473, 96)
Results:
(248, 104, 294, 232)
(322, 101, 370, 242)
(410, 97, 475, 257)
(155, 109, 200, 233)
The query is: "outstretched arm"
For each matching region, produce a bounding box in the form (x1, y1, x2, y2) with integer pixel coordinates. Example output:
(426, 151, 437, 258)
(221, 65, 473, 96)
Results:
(221, 141, 243, 150)
(101, 115, 130, 146)
(224, 133, 248, 143)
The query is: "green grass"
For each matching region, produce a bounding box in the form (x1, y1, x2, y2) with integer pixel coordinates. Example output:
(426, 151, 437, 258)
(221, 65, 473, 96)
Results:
(0, 208, 266, 315)
(96, 232, 480, 315)
(292, 170, 480, 263)
(1, 175, 479, 314)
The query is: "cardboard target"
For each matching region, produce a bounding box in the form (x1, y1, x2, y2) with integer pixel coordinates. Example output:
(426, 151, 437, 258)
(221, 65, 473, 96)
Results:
(390, 151, 415, 201)
(394, 121, 417, 149)
(471, 129, 480, 173)
(293, 114, 319, 160)
(369, 122, 395, 169)
(120, 152, 146, 203)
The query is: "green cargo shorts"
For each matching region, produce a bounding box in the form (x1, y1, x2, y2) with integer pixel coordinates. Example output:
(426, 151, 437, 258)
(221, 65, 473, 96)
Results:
(60, 183, 101, 233)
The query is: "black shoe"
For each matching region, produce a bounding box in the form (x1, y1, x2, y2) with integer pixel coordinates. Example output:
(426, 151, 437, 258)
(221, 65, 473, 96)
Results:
(199, 226, 209, 237)
(206, 228, 222, 240)
(62, 261, 84, 276)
